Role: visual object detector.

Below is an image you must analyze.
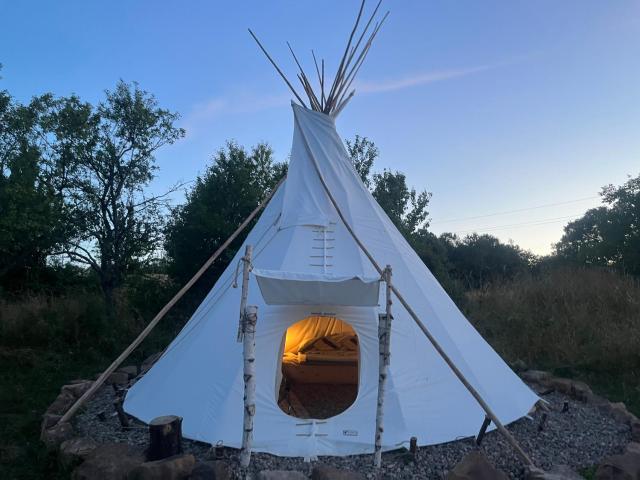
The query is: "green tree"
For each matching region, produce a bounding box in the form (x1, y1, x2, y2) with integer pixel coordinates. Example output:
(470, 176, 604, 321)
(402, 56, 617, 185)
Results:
(0, 90, 62, 291)
(344, 135, 463, 292)
(165, 142, 286, 288)
(441, 233, 534, 289)
(372, 170, 432, 237)
(556, 174, 640, 274)
(345, 135, 432, 237)
(49, 81, 185, 309)
(345, 135, 377, 187)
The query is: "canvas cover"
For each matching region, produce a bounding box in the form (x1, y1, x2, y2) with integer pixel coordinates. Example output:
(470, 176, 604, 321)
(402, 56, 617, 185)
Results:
(124, 103, 538, 458)
(253, 269, 380, 306)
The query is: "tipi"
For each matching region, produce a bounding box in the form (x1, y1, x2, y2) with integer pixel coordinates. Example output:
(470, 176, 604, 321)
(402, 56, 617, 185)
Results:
(124, 0, 538, 464)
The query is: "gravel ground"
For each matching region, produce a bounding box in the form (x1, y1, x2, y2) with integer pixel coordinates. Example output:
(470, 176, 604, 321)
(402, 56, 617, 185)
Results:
(74, 382, 632, 479)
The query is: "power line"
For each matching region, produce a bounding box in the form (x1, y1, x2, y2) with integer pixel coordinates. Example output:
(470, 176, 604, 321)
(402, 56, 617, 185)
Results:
(449, 214, 583, 235)
(430, 196, 599, 225)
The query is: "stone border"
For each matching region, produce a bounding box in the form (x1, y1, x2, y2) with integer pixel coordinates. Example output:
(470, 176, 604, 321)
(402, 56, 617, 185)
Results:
(519, 369, 640, 435)
(519, 370, 640, 479)
(41, 366, 640, 479)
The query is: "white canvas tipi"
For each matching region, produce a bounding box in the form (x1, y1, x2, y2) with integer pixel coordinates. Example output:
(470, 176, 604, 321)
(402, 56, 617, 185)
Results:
(124, 100, 539, 457)
(125, 3, 539, 461)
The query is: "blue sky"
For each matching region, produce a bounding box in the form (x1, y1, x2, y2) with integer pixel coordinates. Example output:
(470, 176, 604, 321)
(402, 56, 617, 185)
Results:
(2, 1, 639, 254)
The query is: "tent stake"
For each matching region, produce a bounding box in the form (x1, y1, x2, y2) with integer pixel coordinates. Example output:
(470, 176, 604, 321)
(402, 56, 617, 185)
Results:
(374, 265, 393, 468)
(293, 113, 535, 468)
(57, 178, 285, 426)
(475, 415, 491, 446)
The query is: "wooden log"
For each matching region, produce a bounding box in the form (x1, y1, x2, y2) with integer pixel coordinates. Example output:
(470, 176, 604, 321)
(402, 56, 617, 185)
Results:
(57, 177, 284, 426)
(374, 265, 393, 468)
(240, 305, 258, 468)
(148, 415, 183, 461)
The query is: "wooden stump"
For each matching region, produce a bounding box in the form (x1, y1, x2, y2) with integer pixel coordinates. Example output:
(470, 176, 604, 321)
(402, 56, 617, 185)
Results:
(148, 415, 183, 461)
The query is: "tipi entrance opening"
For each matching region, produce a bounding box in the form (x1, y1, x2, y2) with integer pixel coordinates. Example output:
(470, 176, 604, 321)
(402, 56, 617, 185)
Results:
(276, 315, 359, 419)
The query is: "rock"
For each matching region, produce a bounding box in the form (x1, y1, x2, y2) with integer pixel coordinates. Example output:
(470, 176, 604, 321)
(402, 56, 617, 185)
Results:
(62, 380, 94, 399)
(570, 380, 594, 402)
(511, 359, 527, 372)
(46, 390, 76, 415)
(549, 378, 574, 394)
(258, 471, 308, 480)
(71, 443, 144, 480)
(118, 366, 138, 379)
(41, 421, 75, 450)
(525, 465, 583, 479)
(548, 378, 593, 401)
(128, 453, 195, 480)
(625, 443, 640, 455)
(189, 461, 232, 480)
(106, 371, 129, 386)
(631, 421, 640, 442)
(311, 464, 365, 480)
(521, 370, 552, 384)
(594, 452, 640, 479)
(600, 402, 639, 425)
(445, 450, 509, 480)
(41, 413, 62, 435)
(59, 436, 99, 468)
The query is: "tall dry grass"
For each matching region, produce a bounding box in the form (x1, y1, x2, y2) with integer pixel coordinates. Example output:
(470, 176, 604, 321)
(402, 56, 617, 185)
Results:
(0, 291, 154, 356)
(464, 267, 640, 373)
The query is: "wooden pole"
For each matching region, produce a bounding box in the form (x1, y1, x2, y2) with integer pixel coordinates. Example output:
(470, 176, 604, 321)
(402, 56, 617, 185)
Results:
(58, 177, 285, 426)
(237, 245, 253, 342)
(374, 265, 393, 468)
(475, 415, 491, 446)
(409, 436, 418, 456)
(238, 244, 254, 468)
(293, 113, 535, 467)
(240, 304, 258, 468)
(248, 29, 308, 109)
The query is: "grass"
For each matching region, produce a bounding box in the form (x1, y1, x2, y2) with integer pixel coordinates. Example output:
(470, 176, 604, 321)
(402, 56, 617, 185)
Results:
(464, 266, 640, 416)
(0, 348, 105, 479)
(0, 284, 182, 479)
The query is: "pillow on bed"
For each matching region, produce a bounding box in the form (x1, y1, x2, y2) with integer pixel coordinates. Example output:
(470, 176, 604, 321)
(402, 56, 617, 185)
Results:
(298, 333, 358, 354)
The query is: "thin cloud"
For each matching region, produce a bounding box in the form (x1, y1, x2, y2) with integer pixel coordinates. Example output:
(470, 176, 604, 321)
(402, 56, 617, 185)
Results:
(356, 65, 493, 94)
(182, 91, 290, 136)
(183, 62, 500, 135)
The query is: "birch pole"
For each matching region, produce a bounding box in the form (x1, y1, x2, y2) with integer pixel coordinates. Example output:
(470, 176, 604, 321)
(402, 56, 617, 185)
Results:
(240, 304, 258, 468)
(374, 265, 393, 468)
(238, 244, 256, 467)
(237, 245, 253, 343)
(58, 178, 284, 426)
